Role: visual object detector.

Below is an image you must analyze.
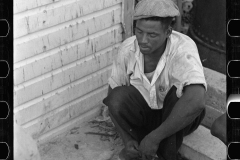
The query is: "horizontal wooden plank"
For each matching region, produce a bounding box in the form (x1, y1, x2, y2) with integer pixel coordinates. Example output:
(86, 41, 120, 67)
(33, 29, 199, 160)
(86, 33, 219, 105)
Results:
(14, 66, 111, 125)
(179, 125, 227, 160)
(14, 0, 60, 14)
(14, 25, 122, 85)
(122, 0, 134, 39)
(204, 68, 226, 112)
(21, 85, 108, 139)
(201, 105, 224, 129)
(205, 86, 226, 113)
(14, 4, 122, 63)
(14, 0, 122, 38)
(14, 45, 118, 106)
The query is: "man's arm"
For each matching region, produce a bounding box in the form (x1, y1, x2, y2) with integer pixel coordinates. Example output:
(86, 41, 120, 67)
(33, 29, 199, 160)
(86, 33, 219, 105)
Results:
(139, 84, 206, 156)
(152, 84, 205, 141)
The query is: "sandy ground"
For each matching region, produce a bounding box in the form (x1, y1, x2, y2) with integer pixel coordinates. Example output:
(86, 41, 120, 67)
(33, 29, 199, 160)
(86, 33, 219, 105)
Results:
(38, 115, 189, 160)
(38, 118, 124, 160)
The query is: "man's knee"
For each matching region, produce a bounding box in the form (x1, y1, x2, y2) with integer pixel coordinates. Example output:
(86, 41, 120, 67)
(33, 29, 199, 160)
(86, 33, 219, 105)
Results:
(103, 86, 130, 116)
(211, 113, 226, 135)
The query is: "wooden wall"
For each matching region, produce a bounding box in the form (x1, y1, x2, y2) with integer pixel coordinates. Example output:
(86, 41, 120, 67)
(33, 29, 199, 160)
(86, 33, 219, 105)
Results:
(14, 0, 134, 143)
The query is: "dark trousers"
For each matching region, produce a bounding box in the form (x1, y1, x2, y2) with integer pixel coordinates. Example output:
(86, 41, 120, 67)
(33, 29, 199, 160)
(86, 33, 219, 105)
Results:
(103, 85, 205, 160)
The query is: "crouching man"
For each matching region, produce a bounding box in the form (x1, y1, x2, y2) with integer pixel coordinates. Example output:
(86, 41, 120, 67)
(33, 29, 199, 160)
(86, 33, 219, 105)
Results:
(103, 0, 207, 159)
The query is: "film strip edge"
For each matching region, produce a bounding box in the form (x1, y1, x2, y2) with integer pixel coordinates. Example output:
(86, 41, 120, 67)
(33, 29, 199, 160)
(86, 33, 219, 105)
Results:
(0, 0, 13, 160)
(227, 0, 240, 159)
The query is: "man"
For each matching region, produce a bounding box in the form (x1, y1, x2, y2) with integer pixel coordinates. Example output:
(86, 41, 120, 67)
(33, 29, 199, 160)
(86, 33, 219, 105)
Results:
(103, 0, 207, 159)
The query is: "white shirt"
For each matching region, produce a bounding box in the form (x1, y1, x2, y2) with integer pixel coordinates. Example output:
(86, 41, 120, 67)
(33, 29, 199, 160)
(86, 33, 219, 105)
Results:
(108, 31, 207, 110)
(145, 70, 155, 82)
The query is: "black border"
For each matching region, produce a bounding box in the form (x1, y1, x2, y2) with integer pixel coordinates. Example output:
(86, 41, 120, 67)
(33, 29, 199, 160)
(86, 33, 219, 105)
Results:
(1, 0, 240, 159)
(0, 0, 13, 159)
(227, 0, 240, 159)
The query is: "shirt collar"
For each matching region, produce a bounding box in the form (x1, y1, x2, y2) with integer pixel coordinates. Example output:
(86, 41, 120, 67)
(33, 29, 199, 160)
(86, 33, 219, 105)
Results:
(132, 36, 171, 85)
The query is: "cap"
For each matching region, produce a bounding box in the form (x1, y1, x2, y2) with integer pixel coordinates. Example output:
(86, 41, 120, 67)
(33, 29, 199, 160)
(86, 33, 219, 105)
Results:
(133, 0, 180, 20)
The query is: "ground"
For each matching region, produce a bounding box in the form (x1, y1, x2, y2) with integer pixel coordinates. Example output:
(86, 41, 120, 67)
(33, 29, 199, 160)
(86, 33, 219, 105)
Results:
(38, 115, 189, 160)
(38, 117, 122, 160)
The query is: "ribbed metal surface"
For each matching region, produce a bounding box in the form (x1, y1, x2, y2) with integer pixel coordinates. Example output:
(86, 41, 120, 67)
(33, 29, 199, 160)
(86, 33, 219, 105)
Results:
(188, 0, 226, 74)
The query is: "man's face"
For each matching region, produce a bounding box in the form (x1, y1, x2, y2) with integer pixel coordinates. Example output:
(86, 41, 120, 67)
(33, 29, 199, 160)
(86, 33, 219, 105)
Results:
(135, 19, 170, 55)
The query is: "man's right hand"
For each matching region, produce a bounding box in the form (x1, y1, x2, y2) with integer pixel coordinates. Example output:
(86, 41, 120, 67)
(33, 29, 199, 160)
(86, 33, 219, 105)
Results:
(120, 140, 140, 160)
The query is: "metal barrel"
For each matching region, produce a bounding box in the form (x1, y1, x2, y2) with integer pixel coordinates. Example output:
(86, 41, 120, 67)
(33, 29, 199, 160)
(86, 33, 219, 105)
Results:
(188, 0, 226, 74)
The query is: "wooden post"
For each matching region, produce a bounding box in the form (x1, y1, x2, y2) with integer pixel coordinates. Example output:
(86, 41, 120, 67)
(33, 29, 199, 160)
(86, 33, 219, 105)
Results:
(122, 0, 135, 40)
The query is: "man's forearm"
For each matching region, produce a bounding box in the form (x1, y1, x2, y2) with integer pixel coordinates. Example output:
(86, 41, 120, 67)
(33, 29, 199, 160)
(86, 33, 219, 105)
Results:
(149, 85, 205, 143)
(152, 100, 204, 143)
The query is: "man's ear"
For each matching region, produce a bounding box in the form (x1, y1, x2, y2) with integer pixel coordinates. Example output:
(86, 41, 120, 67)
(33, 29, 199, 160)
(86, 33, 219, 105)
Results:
(166, 26, 172, 37)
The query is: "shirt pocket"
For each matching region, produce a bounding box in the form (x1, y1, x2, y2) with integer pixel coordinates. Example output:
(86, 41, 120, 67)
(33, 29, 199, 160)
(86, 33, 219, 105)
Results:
(154, 68, 170, 109)
(158, 85, 169, 99)
(156, 83, 169, 109)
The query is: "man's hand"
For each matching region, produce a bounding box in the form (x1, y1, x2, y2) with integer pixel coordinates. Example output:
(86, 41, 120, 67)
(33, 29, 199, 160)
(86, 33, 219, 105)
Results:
(120, 140, 141, 160)
(139, 133, 160, 160)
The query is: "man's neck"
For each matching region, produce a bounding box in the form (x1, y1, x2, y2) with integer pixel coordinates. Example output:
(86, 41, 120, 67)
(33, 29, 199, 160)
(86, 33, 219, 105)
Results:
(144, 39, 167, 63)
(144, 40, 167, 73)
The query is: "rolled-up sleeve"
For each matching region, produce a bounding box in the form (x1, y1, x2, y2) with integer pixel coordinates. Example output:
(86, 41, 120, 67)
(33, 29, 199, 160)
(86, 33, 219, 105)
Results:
(108, 46, 130, 89)
(169, 43, 207, 98)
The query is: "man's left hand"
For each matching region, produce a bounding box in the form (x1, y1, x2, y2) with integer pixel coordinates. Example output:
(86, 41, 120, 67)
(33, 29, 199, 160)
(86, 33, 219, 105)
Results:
(139, 133, 160, 159)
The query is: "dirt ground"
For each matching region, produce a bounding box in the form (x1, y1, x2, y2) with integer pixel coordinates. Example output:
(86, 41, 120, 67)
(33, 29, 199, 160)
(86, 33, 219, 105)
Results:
(38, 118, 123, 160)
(38, 115, 188, 160)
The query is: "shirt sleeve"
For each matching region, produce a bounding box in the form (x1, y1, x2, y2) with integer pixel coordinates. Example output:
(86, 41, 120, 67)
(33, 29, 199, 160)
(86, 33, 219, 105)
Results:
(108, 45, 130, 89)
(169, 43, 207, 98)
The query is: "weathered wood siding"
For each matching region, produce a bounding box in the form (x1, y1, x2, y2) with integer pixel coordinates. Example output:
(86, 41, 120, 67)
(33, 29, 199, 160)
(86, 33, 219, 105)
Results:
(14, 0, 133, 143)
